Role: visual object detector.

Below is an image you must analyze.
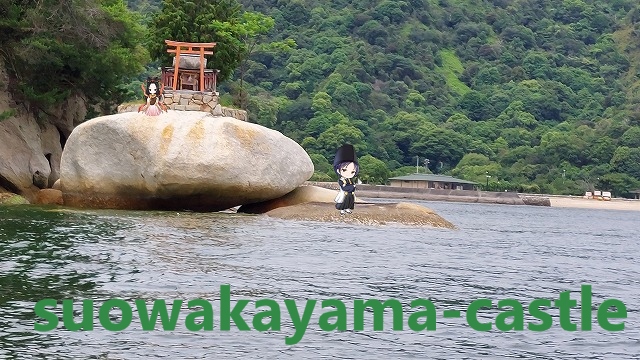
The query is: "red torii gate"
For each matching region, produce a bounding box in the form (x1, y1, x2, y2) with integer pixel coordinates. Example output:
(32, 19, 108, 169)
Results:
(164, 40, 217, 92)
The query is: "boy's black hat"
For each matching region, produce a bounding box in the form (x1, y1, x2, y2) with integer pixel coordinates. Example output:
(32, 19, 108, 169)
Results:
(333, 144, 358, 168)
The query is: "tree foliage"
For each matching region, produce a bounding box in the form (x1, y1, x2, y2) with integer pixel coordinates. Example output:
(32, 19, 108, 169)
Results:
(0, 0, 148, 110)
(148, 0, 244, 82)
(220, 0, 640, 197)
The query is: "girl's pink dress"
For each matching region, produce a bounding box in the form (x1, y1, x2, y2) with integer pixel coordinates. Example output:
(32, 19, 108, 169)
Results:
(145, 104, 162, 116)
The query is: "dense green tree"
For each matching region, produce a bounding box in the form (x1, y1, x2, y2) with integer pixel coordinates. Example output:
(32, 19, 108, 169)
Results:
(457, 90, 497, 121)
(598, 173, 640, 198)
(455, 153, 492, 167)
(149, 0, 255, 82)
(316, 122, 366, 159)
(358, 155, 390, 184)
(309, 153, 333, 174)
(211, 11, 295, 108)
(610, 147, 640, 178)
(410, 128, 469, 168)
(442, 113, 473, 134)
(495, 101, 538, 129)
(588, 137, 617, 164)
(619, 127, 640, 148)
(538, 131, 590, 166)
(0, 0, 148, 109)
(305, 112, 346, 137)
(450, 154, 502, 184)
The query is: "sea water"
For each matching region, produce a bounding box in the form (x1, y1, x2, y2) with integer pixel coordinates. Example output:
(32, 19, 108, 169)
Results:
(1, 201, 639, 359)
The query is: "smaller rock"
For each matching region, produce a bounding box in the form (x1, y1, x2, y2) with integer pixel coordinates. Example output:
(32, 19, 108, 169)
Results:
(117, 104, 138, 113)
(32, 170, 48, 189)
(264, 201, 456, 229)
(521, 196, 551, 206)
(52, 179, 61, 190)
(207, 97, 219, 109)
(185, 105, 201, 111)
(35, 189, 63, 205)
(212, 104, 223, 116)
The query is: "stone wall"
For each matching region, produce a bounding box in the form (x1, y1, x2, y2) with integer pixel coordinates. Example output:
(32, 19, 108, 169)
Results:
(117, 91, 247, 121)
(164, 91, 217, 112)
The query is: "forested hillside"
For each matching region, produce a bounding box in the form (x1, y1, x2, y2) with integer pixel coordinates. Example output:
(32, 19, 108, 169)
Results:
(243, 0, 640, 196)
(227, 0, 640, 196)
(7, 0, 640, 196)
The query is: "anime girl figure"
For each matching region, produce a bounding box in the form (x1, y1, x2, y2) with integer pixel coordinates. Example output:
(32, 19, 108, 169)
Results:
(333, 144, 359, 215)
(138, 77, 168, 116)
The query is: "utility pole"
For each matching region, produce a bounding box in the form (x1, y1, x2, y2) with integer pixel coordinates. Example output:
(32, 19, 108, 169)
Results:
(415, 156, 419, 174)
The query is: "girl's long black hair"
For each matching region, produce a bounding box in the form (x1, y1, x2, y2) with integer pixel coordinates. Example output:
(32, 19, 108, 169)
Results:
(145, 77, 162, 97)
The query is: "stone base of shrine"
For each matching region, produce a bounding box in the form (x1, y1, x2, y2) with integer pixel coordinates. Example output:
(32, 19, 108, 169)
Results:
(117, 90, 247, 122)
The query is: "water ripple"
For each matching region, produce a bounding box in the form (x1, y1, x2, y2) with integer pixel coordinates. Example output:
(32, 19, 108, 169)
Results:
(1, 202, 639, 358)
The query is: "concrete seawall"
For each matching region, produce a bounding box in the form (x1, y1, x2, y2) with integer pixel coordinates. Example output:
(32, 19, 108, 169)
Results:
(305, 182, 542, 206)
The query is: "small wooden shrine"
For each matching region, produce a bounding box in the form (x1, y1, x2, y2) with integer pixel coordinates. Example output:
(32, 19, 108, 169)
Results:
(161, 40, 219, 94)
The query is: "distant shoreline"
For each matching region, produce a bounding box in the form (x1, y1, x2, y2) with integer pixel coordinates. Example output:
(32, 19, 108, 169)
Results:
(305, 182, 527, 205)
(305, 182, 640, 212)
(546, 196, 640, 211)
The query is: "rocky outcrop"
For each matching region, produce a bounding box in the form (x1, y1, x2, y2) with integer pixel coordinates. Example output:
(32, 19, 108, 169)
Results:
(59, 112, 314, 211)
(238, 185, 343, 213)
(48, 94, 88, 141)
(265, 201, 457, 229)
(0, 75, 55, 198)
(0, 62, 87, 201)
(0, 114, 60, 195)
(240, 185, 457, 229)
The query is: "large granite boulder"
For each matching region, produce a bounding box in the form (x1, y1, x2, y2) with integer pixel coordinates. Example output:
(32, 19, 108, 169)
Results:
(59, 112, 314, 211)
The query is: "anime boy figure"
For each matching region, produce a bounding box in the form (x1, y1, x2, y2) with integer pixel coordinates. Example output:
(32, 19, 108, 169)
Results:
(333, 144, 359, 215)
(138, 77, 168, 116)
